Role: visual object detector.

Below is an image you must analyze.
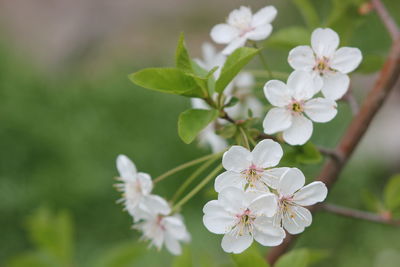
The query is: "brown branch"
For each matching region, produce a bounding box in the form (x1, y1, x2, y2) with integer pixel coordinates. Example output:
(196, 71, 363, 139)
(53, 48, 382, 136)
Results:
(266, 33, 400, 267)
(372, 0, 400, 41)
(318, 203, 400, 226)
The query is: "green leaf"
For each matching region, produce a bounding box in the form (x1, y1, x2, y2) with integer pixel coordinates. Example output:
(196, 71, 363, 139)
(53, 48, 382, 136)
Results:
(224, 97, 239, 108)
(216, 124, 237, 139)
(231, 247, 269, 267)
(362, 189, 384, 213)
(266, 27, 311, 49)
(178, 109, 219, 144)
(129, 68, 206, 98)
(91, 242, 145, 267)
(7, 252, 56, 267)
(175, 33, 193, 72)
(275, 248, 328, 267)
(384, 174, 400, 211)
(172, 248, 192, 267)
(215, 47, 259, 93)
(296, 142, 322, 164)
(293, 0, 319, 29)
(356, 55, 385, 74)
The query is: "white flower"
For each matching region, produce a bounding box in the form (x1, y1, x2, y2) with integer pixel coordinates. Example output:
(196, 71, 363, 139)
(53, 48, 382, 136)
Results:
(211, 6, 277, 55)
(203, 187, 285, 253)
(263, 70, 338, 145)
(215, 140, 289, 192)
(288, 28, 362, 100)
(194, 42, 226, 79)
(135, 210, 191, 255)
(115, 155, 170, 219)
(273, 168, 328, 234)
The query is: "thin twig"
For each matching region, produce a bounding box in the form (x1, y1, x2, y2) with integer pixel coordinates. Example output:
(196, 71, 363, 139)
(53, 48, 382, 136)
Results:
(342, 88, 359, 116)
(372, 0, 400, 41)
(317, 146, 344, 163)
(318, 203, 400, 226)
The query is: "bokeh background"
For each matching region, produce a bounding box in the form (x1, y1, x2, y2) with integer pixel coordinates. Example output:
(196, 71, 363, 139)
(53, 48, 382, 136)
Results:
(1, 0, 400, 266)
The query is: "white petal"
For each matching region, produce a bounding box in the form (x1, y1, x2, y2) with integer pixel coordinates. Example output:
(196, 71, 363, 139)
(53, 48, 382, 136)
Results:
(253, 217, 286, 246)
(228, 6, 253, 26)
(283, 206, 312, 234)
(203, 200, 236, 234)
(311, 28, 339, 58)
(293, 181, 328, 206)
(287, 70, 319, 101)
(163, 216, 189, 240)
(222, 146, 252, 172)
(321, 72, 350, 100)
(116, 154, 137, 179)
(251, 139, 283, 168)
(245, 24, 273, 41)
(221, 233, 253, 254)
(222, 37, 247, 55)
(288, 46, 315, 71)
(218, 187, 245, 214)
(264, 80, 292, 107)
(331, 47, 363, 74)
(191, 98, 209, 110)
(137, 172, 153, 195)
(214, 171, 246, 193)
(140, 194, 171, 215)
(278, 168, 305, 197)
(248, 193, 277, 217)
(235, 72, 255, 88)
(199, 128, 228, 153)
(261, 167, 290, 189)
(164, 234, 182, 255)
(263, 108, 293, 134)
(202, 42, 218, 66)
(251, 6, 277, 27)
(304, 98, 337, 123)
(211, 24, 239, 44)
(282, 115, 313, 145)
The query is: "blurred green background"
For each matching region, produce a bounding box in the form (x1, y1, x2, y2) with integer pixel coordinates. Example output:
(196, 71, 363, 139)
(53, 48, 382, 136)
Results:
(1, 0, 400, 266)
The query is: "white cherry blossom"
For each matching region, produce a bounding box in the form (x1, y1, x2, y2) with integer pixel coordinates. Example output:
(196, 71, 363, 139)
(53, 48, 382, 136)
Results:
(273, 168, 328, 234)
(134, 210, 191, 255)
(203, 187, 285, 253)
(288, 28, 362, 100)
(211, 6, 277, 55)
(263, 70, 338, 145)
(215, 140, 289, 192)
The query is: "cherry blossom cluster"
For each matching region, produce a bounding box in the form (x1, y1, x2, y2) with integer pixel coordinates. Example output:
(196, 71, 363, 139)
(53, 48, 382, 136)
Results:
(115, 155, 190, 255)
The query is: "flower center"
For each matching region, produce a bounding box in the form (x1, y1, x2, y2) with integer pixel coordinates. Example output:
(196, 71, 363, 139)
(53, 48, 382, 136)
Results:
(287, 100, 304, 114)
(313, 56, 334, 76)
(230, 208, 256, 236)
(241, 164, 264, 187)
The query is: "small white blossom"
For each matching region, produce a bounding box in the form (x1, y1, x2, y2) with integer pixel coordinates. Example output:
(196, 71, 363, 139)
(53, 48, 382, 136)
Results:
(263, 70, 338, 145)
(273, 168, 328, 234)
(135, 210, 191, 255)
(115, 155, 170, 219)
(215, 140, 289, 192)
(288, 28, 362, 100)
(203, 187, 285, 253)
(211, 6, 277, 55)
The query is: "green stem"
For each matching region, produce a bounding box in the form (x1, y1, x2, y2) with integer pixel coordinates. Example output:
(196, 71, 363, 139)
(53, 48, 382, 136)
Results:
(253, 43, 273, 79)
(249, 70, 289, 80)
(171, 164, 223, 213)
(171, 156, 220, 203)
(153, 151, 224, 184)
(239, 126, 250, 150)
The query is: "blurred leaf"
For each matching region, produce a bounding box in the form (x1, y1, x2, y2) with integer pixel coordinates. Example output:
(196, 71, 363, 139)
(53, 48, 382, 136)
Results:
(362, 189, 384, 212)
(266, 27, 310, 49)
(92, 241, 145, 267)
(172, 247, 193, 267)
(215, 47, 259, 93)
(281, 142, 322, 166)
(231, 247, 269, 267)
(384, 174, 400, 211)
(224, 97, 239, 108)
(7, 252, 55, 267)
(175, 33, 192, 72)
(178, 109, 219, 144)
(293, 0, 319, 29)
(275, 248, 328, 267)
(216, 124, 237, 139)
(129, 68, 206, 98)
(356, 54, 385, 73)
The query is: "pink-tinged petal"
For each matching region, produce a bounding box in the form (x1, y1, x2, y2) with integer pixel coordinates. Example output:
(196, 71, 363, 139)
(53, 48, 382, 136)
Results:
(293, 181, 328, 206)
(264, 80, 292, 107)
(203, 200, 236, 234)
(140, 194, 171, 215)
(278, 168, 305, 197)
(211, 24, 239, 44)
(321, 72, 350, 100)
(287, 70, 319, 101)
(137, 172, 153, 195)
(331, 47, 363, 74)
(248, 193, 277, 217)
(163, 216, 188, 240)
(288, 46, 315, 71)
(218, 187, 245, 214)
(282, 115, 313, 145)
(222, 146, 252, 172)
(214, 171, 246, 193)
(282, 206, 312, 234)
(311, 28, 339, 58)
(261, 167, 290, 189)
(253, 217, 286, 246)
(221, 233, 253, 254)
(263, 108, 293, 135)
(245, 24, 273, 41)
(251, 6, 277, 27)
(304, 98, 337, 123)
(116, 154, 137, 179)
(251, 139, 283, 168)
(222, 37, 247, 55)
